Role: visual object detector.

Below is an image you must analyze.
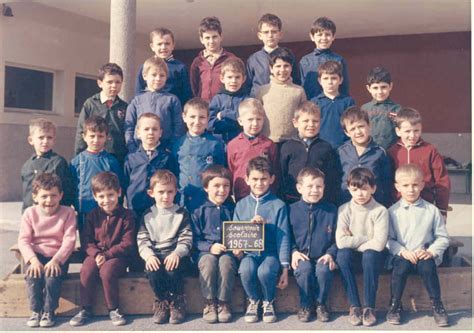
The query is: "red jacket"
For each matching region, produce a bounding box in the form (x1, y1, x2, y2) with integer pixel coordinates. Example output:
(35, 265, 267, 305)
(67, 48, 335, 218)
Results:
(387, 139, 451, 212)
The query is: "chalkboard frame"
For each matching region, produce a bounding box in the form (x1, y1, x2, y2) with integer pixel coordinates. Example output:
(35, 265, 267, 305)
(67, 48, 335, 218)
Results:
(222, 221, 265, 251)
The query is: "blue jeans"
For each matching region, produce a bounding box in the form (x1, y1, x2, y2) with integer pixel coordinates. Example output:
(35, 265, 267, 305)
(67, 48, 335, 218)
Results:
(336, 248, 383, 308)
(293, 259, 334, 307)
(239, 254, 280, 302)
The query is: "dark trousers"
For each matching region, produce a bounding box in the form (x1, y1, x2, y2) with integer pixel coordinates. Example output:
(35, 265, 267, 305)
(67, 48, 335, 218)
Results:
(293, 259, 334, 307)
(391, 256, 441, 301)
(79, 256, 128, 310)
(197, 253, 237, 302)
(146, 254, 185, 300)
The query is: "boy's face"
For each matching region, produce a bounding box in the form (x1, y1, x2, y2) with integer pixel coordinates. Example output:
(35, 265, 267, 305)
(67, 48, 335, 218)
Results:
(150, 34, 175, 59)
(348, 183, 376, 206)
(32, 187, 63, 216)
(343, 119, 371, 146)
(270, 59, 292, 83)
(258, 23, 282, 49)
(238, 109, 264, 137)
(366, 82, 393, 102)
(200, 30, 223, 53)
(220, 70, 245, 92)
(136, 117, 162, 149)
(28, 129, 56, 155)
(310, 29, 335, 50)
(143, 65, 167, 92)
(93, 188, 121, 215)
(183, 107, 209, 136)
(148, 182, 177, 209)
(97, 73, 123, 99)
(318, 73, 342, 95)
(293, 113, 320, 139)
(83, 129, 107, 153)
(395, 174, 424, 204)
(395, 121, 422, 148)
(245, 170, 275, 197)
(296, 176, 324, 204)
(205, 177, 231, 206)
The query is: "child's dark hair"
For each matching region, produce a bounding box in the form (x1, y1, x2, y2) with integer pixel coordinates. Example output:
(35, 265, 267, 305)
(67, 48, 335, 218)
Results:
(347, 167, 376, 188)
(296, 167, 325, 184)
(258, 13, 282, 31)
(199, 16, 222, 36)
(367, 67, 392, 85)
(91, 171, 121, 195)
(246, 156, 274, 177)
(149, 27, 174, 43)
(84, 115, 109, 134)
(184, 97, 209, 116)
(149, 169, 177, 190)
(201, 164, 232, 189)
(32, 173, 63, 195)
(340, 106, 370, 130)
(270, 47, 293, 67)
(310, 17, 336, 35)
(395, 107, 422, 128)
(318, 60, 342, 78)
(98, 63, 123, 81)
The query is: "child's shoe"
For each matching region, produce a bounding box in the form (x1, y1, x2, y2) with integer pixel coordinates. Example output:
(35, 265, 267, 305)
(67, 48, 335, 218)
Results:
(316, 303, 330, 322)
(203, 299, 218, 323)
(348, 305, 362, 326)
(69, 308, 92, 326)
(262, 300, 277, 323)
(217, 300, 232, 323)
(244, 299, 260, 323)
(39, 311, 55, 327)
(386, 299, 402, 325)
(297, 307, 312, 322)
(26, 311, 41, 327)
(431, 299, 449, 327)
(362, 307, 376, 326)
(109, 308, 126, 326)
(169, 294, 186, 324)
(153, 299, 169, 324)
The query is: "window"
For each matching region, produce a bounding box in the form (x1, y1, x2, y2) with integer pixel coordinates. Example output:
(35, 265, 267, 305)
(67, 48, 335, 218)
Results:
(75, 76, 100, 115)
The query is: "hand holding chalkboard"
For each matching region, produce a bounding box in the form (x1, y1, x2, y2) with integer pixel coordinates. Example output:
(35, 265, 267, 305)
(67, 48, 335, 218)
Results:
(222, 221, 265, 251)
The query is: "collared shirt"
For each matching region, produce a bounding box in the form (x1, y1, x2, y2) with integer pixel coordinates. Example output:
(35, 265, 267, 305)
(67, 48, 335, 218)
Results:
(203, 48, 224, 65)
(99, 91, 115, 105)
(361, 98, 401, 149)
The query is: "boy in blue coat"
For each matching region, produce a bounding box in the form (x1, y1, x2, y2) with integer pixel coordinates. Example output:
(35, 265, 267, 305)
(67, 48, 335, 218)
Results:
(290, 167, 337, 322)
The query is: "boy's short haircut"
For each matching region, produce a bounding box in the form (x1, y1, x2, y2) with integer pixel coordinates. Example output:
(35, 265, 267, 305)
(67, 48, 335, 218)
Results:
(149, 27, 175, 42)
(29, 118, 56, 136)
(395, 163, 424, 183)
(98, 63, 123, 81)
(32, 173, 62, 195)
(137, 112, 161, 128)
(347, 167, 376, 188)
(184, 97, 209, 115)
(296, 166, 325, 184)
(294, 101, 321, 120)
(340, 106, 370, 130)
(149, 169, 177, 190)
(310, 16, 336, 35)
(199, 16, 222, 36)
(201, 164, 232, 188)
(84, 115, 109, 135)
(142, 56, 169, 77)
(258, 13, 282, 31)
(220, 57, 245, 76)
(395, 107, 422, 128)
(91, 171, 121, 194)
(246, 156, 274, 176)
(269, 47, 293, 67)
(318, 60, 342, 78)
(367, 66, 392, 85)
(238, 98, 265, 117)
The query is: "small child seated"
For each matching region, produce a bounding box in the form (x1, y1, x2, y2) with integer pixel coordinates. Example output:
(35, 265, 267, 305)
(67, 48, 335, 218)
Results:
(69, 172, 135, 327)
(137, 170, 193, 325)
(386, 164, 449, 327)
(335, 168, 389, 327)
(289, 167, 337, 323)
(18, 173, 76, 328)
(191, 165, 237, 323)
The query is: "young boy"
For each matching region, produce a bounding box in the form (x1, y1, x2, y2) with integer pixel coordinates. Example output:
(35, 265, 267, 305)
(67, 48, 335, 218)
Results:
(172, 98, 225, 213)
(387, 107, 450, 216)
(246, 13, 299, 97)
(280, 101, 339, 204)
(137, 170, 193, 325)
(191, 165, 237, 323)
(74, 63, 128, 165)
(124, 113, 176, 218)
(227, 98, 278, 201)
(335, 167, 389, 327)
(338, 107, 392, 207)
(71, 116, 123, 229)
(361, 67, 401, 150)
(21, 118, 74, 212)
(69, 172, 135, 327)
(208, 57, 248, 143)
(256, 47, 307, 144)
(135, 27, 192, 105)
(300, 16, 350, 100)
(289, 167, 337, 322)
(18, 173, 76, 327)
(233, 156, 290, 323)
(386, 164, 449, 326)
(311, 60, 355, 149)
(125, 56, 185, 152)
(190, 16, 235, 102)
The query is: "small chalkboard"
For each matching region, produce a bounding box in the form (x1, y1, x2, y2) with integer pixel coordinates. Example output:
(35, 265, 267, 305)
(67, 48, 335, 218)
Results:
(222, 221, 264, 251)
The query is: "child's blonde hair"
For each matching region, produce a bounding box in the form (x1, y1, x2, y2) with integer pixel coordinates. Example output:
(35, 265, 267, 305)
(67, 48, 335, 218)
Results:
(220, 57, 245, 76)
(294, 101, 321, 120)
(395, 107, 422, 128)
(29, 118, 56, 136)
(149, 169, 177, 190)
(395, 163, 424, 183)
(142, 56, 169, 78)
(137, 112, 161, 129)
(238, 98, 265, 117)
(149, 27, 174, 43)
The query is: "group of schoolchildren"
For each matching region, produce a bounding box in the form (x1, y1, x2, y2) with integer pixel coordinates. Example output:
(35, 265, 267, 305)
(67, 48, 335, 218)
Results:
(17, 13, 452, 329)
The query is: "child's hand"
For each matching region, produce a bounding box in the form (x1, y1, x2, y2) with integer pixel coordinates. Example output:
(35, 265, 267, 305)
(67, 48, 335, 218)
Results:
(210, 243, 226, 255)
(400, 249, 418, 264)
(277, 268, 289, 290)
(342, 226, 353, 236)
(27, 257, 44, 278)
(415, 249, 434, 260)
(44, 258, 61, 277)
(251, 215, 266, 224)
(232, 250, 243, 259)
(145, 256, 161, 271)
(318, 254, 336, 271)
(291, 251, 309, 270)
(164, 253, 180, 271)
(95, 254, 106, 268)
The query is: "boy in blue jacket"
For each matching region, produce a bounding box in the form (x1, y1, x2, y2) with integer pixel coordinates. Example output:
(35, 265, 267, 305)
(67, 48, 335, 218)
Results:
(289, 167, 337, 322)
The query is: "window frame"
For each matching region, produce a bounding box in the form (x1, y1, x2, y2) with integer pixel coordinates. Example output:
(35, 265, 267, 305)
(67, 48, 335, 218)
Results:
(74, 73, 100, 117)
